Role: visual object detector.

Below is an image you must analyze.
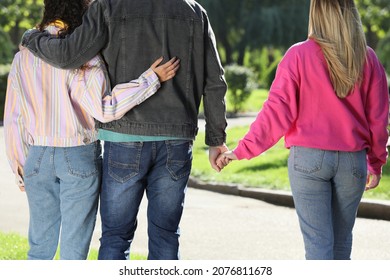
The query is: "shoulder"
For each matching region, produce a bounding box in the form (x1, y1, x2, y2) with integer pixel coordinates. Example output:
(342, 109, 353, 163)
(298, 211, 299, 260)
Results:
(8, 48, 33, 75)
(279, 39, 323, 70)
(84, 55, 107, 71)
(365, 46, 381, 66)
(278, 40, 309, 67)
(363, 46, 386, 82)
(284, 39, 319, 57)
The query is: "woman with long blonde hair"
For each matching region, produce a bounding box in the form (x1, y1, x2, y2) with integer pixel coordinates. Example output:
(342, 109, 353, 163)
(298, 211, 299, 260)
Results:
(218, 0, 388, 259)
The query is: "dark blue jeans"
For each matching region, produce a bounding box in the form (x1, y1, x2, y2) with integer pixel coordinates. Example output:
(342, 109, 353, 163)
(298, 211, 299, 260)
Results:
(98, 140, 192, 260)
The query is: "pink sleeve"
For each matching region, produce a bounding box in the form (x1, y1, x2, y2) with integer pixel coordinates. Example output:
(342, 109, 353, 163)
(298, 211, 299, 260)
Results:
(365, 55, 389, 174)
(234, 64, 299, 160)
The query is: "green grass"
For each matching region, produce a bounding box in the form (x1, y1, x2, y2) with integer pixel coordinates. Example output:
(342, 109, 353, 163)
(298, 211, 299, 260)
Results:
(234, 88, 269, 113)
(0, 232, 146, 260)
(225, 88, 269, 114)
(192, 125, 390, 201)
(0, 232, 30, 260)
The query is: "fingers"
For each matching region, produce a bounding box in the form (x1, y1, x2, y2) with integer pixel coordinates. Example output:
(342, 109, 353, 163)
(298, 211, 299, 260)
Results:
(365, 173, 381, 191)
(150, 56, 164, 70)
(209, 149, 221, 172)
(214, 149, 236, 172)
(154, 57, 181, 82)
(209, 146, 226, 172)
(161, 58, 180, 74)
(211, 162, 221, 172)
(216, 154, 232, 171)
(164, 57, 180, 71)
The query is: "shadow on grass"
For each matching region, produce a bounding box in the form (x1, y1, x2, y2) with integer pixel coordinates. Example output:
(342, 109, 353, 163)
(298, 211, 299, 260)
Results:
(236, 159, 288, 173)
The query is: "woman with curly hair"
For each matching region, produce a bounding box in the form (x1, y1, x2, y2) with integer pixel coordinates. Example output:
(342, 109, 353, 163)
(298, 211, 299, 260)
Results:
(4, 0, 179, 260)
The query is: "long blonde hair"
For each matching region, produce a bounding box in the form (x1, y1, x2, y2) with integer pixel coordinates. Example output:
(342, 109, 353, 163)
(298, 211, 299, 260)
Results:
(308, 0, 367, 98)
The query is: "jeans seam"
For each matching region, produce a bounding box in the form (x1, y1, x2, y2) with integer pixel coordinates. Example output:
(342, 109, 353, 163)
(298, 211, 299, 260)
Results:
(165, 141, 192, 180)
(347, 151, 365, 179)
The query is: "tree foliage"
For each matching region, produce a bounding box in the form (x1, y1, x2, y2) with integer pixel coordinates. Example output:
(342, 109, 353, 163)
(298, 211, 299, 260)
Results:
(197, 0, 309, 65)
(0, 27, 13, 64)
(0, 0, 43, 56)
(356, 0, 390, 49)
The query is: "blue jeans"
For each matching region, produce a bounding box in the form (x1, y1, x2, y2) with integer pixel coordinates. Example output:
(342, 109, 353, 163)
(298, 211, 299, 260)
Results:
(288, 146, 366, 260)
(98, 140, 192, 260)
(23, 142, 102, 260)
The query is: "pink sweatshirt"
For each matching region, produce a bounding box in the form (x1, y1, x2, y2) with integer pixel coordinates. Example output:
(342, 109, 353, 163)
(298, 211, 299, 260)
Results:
(234, 39, 389, 175)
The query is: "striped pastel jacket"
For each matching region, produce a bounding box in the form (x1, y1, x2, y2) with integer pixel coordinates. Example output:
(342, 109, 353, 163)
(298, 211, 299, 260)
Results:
(4, 25, 160, 176)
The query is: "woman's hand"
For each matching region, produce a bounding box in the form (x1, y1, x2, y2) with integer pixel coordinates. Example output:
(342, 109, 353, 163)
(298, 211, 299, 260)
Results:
(151, 57, 180, 82)
(15, 173, 25, 192)
(215, 151, 238, 171)
(365, 171, 381, 191)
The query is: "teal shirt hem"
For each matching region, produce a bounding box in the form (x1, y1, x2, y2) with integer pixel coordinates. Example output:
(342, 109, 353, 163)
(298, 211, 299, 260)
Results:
(98, 129, 192, 142)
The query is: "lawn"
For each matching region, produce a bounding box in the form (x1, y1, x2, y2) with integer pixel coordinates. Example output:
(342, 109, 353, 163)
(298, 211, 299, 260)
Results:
(0, 232, 146, 260)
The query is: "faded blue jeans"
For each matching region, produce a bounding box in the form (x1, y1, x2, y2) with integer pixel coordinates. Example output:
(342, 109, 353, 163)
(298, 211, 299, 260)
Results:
(98, 140, 192, 260)
(288, 146, 367, 260)
(23, 142, 102, 260)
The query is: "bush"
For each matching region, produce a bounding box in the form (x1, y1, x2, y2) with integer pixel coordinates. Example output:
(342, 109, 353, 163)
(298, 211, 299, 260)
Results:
(262, 59, 279, 89)
(0, 64, 11, 122)
(224, 64, 257, 114)
(377, 32, 390, 74)
(0, 28, 14, 64)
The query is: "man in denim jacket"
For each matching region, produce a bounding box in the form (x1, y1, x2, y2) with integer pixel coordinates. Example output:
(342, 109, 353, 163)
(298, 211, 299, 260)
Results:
(22, 0, 228, 260)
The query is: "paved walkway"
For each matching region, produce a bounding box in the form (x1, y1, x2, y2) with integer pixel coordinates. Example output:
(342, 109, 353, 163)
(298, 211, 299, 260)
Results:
(1, 120, 390, 259)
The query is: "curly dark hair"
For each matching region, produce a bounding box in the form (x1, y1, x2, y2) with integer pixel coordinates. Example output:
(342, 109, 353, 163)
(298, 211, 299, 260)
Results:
(37, 0, 92, 37)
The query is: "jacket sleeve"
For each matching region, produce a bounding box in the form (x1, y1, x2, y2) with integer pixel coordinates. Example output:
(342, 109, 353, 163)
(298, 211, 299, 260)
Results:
(3, 65, 29, 176)
(201, 10, 228, 147)
(21, 1, 108, 69)
(72, 59, 161, 123)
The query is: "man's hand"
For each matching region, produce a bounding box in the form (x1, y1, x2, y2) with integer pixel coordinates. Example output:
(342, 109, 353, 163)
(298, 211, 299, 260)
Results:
(365, 171, 381, 191)
(21, 28, 40, 47)
(209, 143, 229, 172)
(150, 57, 180, 82)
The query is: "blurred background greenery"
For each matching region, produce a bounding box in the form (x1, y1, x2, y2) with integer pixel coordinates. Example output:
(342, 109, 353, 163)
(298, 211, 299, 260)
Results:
(1, 0, 389, 120)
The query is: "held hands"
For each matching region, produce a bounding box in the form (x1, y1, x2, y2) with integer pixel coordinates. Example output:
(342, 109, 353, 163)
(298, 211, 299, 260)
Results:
(215, 150, 238, 172)
(209, 143, 237, 172)
(150, 57, 180, 82)
(209, 144, 229, 172)
(365, 171, 381, 191)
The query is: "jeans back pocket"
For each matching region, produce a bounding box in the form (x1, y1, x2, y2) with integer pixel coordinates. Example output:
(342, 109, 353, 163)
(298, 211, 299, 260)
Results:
(292, 146, 325, 174)
(166, 140, 193, 181)
(108, 142, 143, 183)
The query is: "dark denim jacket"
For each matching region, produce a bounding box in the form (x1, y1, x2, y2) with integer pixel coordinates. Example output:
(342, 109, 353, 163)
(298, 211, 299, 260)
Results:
(22, 0, 227, 146)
